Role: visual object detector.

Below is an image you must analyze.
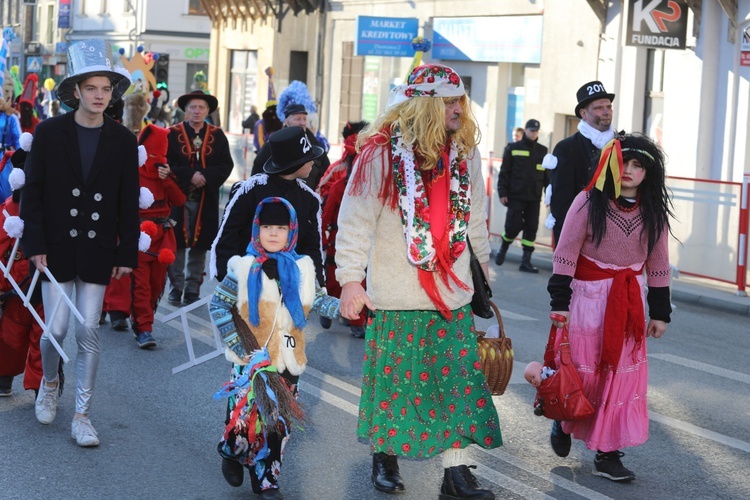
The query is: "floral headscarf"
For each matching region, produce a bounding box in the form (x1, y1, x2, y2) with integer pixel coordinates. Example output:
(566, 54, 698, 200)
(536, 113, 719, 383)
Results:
(245, 197, 306, 329)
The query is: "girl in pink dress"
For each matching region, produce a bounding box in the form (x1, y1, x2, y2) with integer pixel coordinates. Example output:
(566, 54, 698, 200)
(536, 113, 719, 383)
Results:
(546, 134, 673, 482)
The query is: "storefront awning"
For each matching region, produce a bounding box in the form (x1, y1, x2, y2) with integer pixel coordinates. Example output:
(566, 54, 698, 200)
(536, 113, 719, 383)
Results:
(199, 0, 322, 23)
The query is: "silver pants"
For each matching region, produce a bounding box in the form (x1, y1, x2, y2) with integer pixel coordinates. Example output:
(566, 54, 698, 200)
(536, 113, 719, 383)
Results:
(169, 200, 206, 295)
(41, 279, 106, 415)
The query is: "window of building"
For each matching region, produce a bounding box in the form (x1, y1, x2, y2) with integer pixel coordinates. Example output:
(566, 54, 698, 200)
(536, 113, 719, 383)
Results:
(47, 5, 55, 43)
(644, 48, 665, 144)
(188, 0, 207, 16)
(186, 62, 209, 94)
(289, 51, 308, 84)
(227, 50, 259, 135)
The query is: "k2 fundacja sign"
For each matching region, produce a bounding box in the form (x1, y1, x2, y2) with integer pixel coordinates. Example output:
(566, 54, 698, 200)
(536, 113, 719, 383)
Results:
(626, 0, 688, 50)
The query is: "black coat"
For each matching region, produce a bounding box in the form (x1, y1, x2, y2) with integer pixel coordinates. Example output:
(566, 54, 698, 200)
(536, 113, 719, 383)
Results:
(20, 113, 140, 285)
(549, 132, 601, 241)
(251, 128, 330, 191)
(213, 174, 323, 286)
(497, 136, 549, 202)
(168, 122, 234, 250)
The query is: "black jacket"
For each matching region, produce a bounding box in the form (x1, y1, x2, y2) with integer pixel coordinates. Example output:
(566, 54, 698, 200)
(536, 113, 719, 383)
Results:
(549, 132, 601, 240)
(213, 174, 323, 286)
(497, 136, 549, 202)
(20, 113, 140, 284)
(167, 122, 234, 250)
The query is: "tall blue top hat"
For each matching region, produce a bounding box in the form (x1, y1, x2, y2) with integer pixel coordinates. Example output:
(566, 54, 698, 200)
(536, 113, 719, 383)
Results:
(57, 39, 131, 110)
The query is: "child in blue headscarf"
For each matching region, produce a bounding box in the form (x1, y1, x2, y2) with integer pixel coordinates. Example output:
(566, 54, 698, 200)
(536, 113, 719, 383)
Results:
(209, 196, 339, 498)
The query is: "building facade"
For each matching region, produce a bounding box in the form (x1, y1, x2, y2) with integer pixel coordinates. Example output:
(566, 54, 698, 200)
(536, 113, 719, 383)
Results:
(154, 1, 750, 182)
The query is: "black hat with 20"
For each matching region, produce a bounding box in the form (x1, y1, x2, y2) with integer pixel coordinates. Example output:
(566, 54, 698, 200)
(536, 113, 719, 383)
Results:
(263, 126, 324, 175)
(575, 81, 615, 118)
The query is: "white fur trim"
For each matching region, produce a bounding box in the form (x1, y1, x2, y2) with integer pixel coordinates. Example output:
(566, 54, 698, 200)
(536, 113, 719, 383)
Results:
(544, 184, 552, 206)
(138, 145, 147, 167)
(139, 186, 154, 209)
(295, 178, 325, 283)
(19, 132, 33, 151)
(138, 232, 152, 252)
(209, 174, 269, 280)
(3, 216, 24, 239)
(544, 213, 556, 230)
(8, 168, 25, 191)
(542, 153, 557, 170)
(225, 346, 247, 365)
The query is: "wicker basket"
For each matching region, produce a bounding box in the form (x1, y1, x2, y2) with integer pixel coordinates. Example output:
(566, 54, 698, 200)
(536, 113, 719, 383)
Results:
(475, 301, 513, 396)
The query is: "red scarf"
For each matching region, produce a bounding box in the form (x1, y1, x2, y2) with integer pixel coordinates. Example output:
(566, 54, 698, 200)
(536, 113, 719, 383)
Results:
(574, 256, 645, 370)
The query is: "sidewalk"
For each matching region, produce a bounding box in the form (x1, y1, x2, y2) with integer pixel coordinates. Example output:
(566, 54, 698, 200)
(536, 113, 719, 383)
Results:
(492, 244, 750, 318)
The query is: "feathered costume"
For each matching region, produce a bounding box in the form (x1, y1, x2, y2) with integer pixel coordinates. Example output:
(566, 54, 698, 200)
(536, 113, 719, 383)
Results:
(209, 197, 339, 492)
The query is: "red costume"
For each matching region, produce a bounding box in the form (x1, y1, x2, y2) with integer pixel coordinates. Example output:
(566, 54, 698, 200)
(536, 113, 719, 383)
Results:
(103, 125, 186, 335)
(131, 125, 186, 335)
(0, 189, 44, 392)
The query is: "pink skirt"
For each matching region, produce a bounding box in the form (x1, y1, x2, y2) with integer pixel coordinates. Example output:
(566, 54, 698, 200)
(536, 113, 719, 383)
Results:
(558, 260, 649, 452)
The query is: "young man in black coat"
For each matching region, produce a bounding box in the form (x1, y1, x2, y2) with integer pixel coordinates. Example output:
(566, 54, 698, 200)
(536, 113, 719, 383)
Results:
(20, 39, 139, 447)
(548, 81, 617, 244)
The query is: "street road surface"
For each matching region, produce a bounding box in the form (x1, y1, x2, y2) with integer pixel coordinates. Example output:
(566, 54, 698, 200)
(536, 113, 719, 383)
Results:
(1, 256, 748, 499)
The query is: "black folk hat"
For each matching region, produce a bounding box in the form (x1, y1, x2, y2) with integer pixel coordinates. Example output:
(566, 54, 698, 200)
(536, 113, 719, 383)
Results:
(177, 90, 218, 114)
(283, 103, 307, 117)
(263, 126, 324, 175)
(575, 81, 615, 118)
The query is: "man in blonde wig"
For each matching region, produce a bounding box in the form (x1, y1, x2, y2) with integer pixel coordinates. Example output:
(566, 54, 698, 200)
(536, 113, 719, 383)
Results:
(335, 64, 501, 499)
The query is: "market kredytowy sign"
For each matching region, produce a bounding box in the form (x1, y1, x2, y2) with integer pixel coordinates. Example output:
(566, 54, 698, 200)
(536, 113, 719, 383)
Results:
(626, 0, 688, 50)
(355, 16, 419, 57)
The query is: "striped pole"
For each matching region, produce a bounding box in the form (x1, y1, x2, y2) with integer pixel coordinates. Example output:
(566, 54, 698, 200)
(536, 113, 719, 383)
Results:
(736, 173, 750, 296)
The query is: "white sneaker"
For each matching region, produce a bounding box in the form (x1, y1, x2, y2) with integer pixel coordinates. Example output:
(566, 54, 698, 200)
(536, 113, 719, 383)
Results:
(71, 417, 100, 447)
(35, 379, 59, 425)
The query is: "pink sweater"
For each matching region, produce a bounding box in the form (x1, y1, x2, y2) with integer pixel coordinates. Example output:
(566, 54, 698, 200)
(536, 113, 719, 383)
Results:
(553, 191, 671, 288)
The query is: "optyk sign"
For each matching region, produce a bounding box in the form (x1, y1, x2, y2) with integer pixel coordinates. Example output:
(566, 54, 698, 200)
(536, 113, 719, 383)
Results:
(626, 0, 688, 50)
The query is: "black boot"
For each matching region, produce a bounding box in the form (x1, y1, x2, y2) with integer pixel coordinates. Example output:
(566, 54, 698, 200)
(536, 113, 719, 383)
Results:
(372, 452, 405, 493)
(494, 240, 511, 266)
(519, 246, 539, 273)
(439, 465, 494, 500)
(221, 457, 244, 487)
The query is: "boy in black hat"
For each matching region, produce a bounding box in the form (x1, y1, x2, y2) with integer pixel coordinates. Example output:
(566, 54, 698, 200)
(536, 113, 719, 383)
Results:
(496, 118, 549, 272)
(250, 102, 330, 189)
(547, 81, 617, 244)
(210, 126, 326, 289)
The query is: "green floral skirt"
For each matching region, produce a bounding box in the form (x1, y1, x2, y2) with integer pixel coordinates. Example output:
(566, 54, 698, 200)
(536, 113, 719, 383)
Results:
(357, 305, 502, 458)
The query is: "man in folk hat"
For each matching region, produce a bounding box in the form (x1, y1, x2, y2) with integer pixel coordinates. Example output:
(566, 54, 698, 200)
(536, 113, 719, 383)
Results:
(210, 125, 325, 288)
(495, 118, 549, 272)
(166, 90, 233, 306)
(335, 64, 501, 498)
(20, 38, 139, 447)
(547, 80, 617, 243)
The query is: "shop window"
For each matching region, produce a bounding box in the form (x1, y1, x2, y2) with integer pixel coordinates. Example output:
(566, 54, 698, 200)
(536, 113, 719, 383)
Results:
(188, 0, 207, 16)
(289, 51, 308, 84)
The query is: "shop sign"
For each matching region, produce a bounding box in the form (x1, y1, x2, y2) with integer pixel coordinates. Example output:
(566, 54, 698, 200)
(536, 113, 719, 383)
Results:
(433, 16, 542, 63)
(626, 0, 688, 50)
(58, 0, 71, 29)
(355, 16, 419, 57)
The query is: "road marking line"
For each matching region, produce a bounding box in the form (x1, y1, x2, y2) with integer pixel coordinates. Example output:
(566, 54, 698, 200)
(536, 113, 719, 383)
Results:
(497, 310, 538, 321)
(650, 353, 750, 384)
(304, 366, 361, 396)
(299, 380, 359, 415)
(477, 448, 613, 500)
(650, 412, 750, 453)
(473, 463, 556, 500)
(299, 374, 611, 500)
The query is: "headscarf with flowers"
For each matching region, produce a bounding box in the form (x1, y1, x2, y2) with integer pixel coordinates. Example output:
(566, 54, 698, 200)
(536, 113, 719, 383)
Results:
(244, 197, 307, 329)
(391, 125, 472, 320)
